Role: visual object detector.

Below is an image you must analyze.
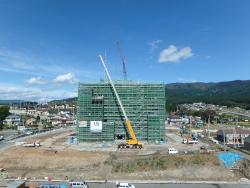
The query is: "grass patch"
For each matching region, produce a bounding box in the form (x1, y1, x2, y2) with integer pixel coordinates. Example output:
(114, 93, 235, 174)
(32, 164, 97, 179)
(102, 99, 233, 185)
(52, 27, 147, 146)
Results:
(104, 153, 220, 173)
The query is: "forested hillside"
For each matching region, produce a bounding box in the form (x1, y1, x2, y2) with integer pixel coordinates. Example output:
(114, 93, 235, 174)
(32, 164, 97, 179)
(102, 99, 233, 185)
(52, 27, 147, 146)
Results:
(166, 80, 250, 111)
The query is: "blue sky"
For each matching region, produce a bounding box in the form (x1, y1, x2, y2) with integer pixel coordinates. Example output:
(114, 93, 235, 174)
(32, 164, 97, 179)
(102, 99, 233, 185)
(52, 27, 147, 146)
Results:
(0, 0, 250, 101)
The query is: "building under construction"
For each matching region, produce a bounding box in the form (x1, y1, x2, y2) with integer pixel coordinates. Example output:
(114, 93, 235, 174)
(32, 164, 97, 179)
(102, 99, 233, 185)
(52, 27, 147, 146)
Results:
(77, 80, 166, 142)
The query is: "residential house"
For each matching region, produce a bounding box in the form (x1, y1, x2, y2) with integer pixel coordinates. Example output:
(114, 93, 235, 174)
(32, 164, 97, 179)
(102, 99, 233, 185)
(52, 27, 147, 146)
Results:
(3, 115, 21, 127)
(25, 117, 37, 126)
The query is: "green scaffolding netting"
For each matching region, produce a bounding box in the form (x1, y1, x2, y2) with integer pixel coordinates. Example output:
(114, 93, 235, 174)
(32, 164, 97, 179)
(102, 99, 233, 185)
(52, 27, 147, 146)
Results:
(77, 81, 166, 142)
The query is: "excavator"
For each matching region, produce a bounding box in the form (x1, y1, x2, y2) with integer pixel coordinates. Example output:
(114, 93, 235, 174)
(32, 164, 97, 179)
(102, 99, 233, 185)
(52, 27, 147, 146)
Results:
(98, 55, 143, 149)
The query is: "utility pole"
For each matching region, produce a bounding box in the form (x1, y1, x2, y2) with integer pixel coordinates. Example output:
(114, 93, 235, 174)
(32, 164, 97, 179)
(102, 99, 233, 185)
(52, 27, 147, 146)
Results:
(208, 114, 211, 138)
(223, 128, 225, 145)
(189, 116, 192, 136)
(233, 127, 236, 148)
(222, 119, 225, 145)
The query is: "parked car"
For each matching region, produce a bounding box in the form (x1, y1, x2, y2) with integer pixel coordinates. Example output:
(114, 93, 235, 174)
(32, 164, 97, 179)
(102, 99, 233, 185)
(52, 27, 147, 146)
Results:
(69, 180, 88, 188)
(25, 131, 33, 135)
(116, 182, 135, 188)
(40, 183, 68, 188)
(168, 148, 178, 154)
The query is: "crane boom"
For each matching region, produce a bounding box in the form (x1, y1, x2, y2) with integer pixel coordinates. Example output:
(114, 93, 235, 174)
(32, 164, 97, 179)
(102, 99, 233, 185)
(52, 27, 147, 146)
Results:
(99, 55, 128, 120)
(98, 55, 138, 144)
(116, 41, 127, 80)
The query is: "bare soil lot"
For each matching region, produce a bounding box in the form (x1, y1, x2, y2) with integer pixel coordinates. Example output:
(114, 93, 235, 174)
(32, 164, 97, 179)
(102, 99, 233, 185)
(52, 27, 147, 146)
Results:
(0, 131, 242, 181)
(0, 147, 108, 179)
(0, 147, 238, 181)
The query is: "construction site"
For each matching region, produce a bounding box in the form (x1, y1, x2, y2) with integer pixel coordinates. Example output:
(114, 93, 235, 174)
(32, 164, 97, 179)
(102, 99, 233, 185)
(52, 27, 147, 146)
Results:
(0, 129, 242, 181)
(0, 54, 250, 184)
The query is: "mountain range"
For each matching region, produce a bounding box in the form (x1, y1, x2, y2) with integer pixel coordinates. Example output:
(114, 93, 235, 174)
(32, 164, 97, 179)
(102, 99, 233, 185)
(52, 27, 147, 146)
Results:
(1, 80, 249, 111)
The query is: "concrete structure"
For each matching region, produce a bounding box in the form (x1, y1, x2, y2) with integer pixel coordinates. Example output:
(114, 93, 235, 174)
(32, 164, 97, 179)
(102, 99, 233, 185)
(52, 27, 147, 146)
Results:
(217, 128, 250, 145)
(77, 81, 166, 142)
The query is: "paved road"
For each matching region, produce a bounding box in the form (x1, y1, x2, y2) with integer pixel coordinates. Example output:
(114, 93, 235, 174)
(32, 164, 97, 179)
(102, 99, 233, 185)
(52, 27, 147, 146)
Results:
(87, 182, 250, 188)
(0, 126, 75, 151)
(3, 180, 250, 188)
(166, 133, 183, 143)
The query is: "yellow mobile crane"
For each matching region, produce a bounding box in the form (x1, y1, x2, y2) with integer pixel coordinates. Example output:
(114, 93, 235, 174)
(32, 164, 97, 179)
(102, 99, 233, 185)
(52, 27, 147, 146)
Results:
(99, 55, 143, 149)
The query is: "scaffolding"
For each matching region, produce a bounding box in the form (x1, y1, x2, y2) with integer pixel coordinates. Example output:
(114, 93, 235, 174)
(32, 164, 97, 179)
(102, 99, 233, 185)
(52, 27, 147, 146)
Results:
(77, 80, 166, 142)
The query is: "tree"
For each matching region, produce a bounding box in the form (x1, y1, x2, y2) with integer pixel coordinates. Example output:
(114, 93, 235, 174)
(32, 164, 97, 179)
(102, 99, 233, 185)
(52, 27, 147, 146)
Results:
(0, 106, 10, 129)
(201, 109, 217, 123)
(36, 115, 40, 123)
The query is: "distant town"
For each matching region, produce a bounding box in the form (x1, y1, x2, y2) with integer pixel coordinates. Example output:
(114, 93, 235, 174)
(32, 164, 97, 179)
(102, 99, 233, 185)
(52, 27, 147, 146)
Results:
(1, 101, 249, 142)
(1, 101, 76, 133)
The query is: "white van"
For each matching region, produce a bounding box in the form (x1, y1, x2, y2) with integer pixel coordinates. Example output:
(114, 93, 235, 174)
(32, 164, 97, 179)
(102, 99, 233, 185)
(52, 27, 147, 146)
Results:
(116, 182, 135, 188)
(168, 148, 178, 154)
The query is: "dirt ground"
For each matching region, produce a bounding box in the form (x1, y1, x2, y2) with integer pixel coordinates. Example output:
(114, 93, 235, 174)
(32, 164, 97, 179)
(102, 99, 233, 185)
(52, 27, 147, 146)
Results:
(0, 146, 108, 179)
(0, 131, 243, 181)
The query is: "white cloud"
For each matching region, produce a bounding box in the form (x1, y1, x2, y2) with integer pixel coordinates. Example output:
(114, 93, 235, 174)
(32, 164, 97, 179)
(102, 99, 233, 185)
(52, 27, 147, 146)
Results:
(53, 73, 78, 84)
(0, 48, 101, 81)
(0, 84, 77, 102)
(26, 77, 47, 85)
(158, 45, 193, 63)
(0, 49, 67, 76)
(148, 40, 162, 51)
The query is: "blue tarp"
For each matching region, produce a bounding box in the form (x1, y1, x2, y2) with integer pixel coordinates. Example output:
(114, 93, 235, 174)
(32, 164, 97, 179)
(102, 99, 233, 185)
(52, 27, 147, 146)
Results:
(217, 152, 243, 168)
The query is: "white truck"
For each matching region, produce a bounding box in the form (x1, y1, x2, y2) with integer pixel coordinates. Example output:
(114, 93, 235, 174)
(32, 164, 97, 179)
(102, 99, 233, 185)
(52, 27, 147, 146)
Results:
(23, 140, 41, 147)
(23, 143, 35, 147)
(183, 138, 199, 144)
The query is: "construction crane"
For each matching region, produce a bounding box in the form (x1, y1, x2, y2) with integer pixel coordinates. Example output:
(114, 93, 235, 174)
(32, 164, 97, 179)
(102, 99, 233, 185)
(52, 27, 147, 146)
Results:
(116, 41, 127, 80)
(98, 55, 143, 149)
